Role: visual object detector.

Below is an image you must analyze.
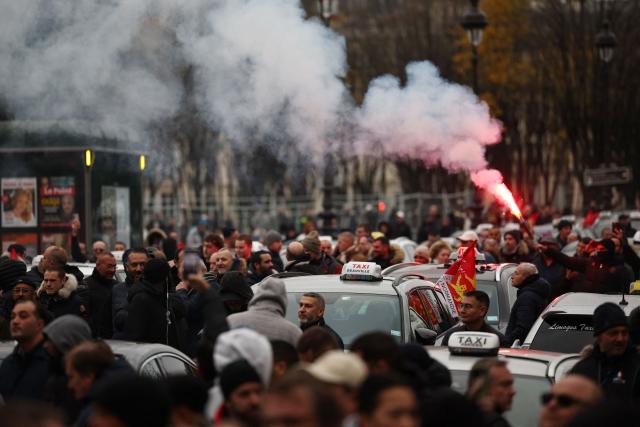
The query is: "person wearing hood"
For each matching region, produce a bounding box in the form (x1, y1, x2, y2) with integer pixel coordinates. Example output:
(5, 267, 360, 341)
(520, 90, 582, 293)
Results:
(505, 263, 550, 346)
(219, 271, 253, 317)
(542, 238, 633, 294)
(123, 258, 188, 352)
(37, 267, 83, 319)
(205, 328, 272, 421)
(41, 315, 92, 421)
(226, 276, 301, 346)
(78, 252, 117, 338)
(263, 230, 284, 272)
(215, 359, 264, 425)
(571, 302, 640, 399)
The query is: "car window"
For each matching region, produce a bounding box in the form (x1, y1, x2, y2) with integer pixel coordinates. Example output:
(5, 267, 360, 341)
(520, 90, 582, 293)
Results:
(286, 293, 402, 348)
(529, 314, 595, 353)
(450, 370, 548, 427)
(158, 355, 194, 376)
(419, 289, 454, 333)
(408, 290, 432, 329)
(140, 359, 163, 378)
(476, 282, 500, 325)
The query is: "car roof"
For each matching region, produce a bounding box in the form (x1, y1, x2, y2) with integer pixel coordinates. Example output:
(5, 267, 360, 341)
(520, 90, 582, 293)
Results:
(383, 262, 517, 282)
(273, 274, 400, 295)
(427, 346, 577, 378)
(105, 340, 193, 369)
(542, 292, 640, 316)
(0, 339, 194, 371)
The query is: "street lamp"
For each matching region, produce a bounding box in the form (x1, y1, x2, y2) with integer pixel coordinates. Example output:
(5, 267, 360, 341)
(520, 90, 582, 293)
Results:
(461, 0, 488, 93)
(317, 0, 338, 25)
(595, 20, 617, 63)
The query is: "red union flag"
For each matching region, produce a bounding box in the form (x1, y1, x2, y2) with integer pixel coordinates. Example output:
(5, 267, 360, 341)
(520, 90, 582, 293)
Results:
(435, 246, 477, 319)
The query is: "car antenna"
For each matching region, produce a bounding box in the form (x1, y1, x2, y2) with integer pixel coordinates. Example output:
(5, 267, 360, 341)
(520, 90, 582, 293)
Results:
(619, 284, 629, 306)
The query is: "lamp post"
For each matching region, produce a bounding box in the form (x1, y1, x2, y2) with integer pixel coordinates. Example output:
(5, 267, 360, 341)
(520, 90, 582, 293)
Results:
(83, 149, 94, 247)
(461, 0, 488, 93)
(595, 18, 616, 164)
(317, 0, 338, 222)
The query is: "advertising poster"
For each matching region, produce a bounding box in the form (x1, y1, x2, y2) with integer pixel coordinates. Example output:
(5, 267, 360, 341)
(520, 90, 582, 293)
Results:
(2, 178, 37, 228)
(1, 232, 38, 259)
(100, 186, 131, 248)
(39, 176, 77, 227)
(40, 232, 71, 254)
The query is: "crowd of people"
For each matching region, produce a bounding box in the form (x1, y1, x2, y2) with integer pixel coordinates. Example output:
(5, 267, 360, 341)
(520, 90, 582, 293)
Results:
(1, 203, 640, 427)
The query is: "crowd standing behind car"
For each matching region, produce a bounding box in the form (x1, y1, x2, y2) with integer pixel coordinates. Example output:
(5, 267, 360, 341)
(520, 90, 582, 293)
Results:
(2, 202, 640, 426)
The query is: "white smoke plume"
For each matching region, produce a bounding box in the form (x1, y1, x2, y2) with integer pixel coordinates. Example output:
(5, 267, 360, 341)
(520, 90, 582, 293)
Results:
(0, 0, 183, 143)
(0, 0, 502, 178)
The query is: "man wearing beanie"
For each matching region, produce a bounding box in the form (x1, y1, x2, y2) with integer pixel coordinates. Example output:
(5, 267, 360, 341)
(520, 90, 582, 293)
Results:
(123, 258, 188, 352)
(1, 274, 37, 340)
(214, 359, 264, 426)
(499, 229, 531, 263)
(571, 302, 640, 398)
(300, 231, 342, 275)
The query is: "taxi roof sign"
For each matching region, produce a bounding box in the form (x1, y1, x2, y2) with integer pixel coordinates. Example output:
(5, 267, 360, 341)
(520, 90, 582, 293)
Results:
(340, 262, 383, 282)
(448, 332, 500, 356)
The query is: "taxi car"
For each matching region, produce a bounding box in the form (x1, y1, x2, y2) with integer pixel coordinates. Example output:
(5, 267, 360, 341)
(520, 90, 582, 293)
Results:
(428, 331, 580, 427)
(0, 340, 196, 378)
(521, 292, 640, 353)
(383, 258, 518, 332)
(258, 262, 457, 348)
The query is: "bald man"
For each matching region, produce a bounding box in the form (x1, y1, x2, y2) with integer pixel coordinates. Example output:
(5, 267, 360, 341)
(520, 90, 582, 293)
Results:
(538, 375, 602, 427)
(505, 263, 551, 346)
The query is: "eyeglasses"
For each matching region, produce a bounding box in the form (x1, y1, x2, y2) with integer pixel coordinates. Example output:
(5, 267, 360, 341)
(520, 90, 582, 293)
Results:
(540, 392, 583, 408)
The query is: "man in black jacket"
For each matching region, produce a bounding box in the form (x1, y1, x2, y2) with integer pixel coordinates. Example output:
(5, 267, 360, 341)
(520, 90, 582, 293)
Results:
(79, 253, 117, 338)
(124, 258, 188, 352)
(112, 248, 149, 338)
(37, 268, 83, 319)
(297, 292, 344, 349)
(571, 302, 640, 399)
(505, 263, 550, 346)
(0, 299, 51, 400)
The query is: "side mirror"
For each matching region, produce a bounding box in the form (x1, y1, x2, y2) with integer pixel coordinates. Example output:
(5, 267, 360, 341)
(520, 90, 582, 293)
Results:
(415, 328, 437, 345)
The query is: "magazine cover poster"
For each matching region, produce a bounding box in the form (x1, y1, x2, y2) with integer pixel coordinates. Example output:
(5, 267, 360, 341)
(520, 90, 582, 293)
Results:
(39, 176, 77, 227)
(2, 178, 37, 228)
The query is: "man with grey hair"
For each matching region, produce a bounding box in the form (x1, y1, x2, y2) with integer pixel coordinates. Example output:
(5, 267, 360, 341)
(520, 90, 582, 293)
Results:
(505, 262, 550, 346)
(298, 292, 344, 349)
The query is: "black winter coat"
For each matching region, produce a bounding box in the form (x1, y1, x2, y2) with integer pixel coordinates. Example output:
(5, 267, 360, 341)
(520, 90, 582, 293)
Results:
(505, 274, 550, 346)
(79, 270, 117, 338)
(38, 292, 83, 319)
(123, 280, 188, 353)
(0, 340, 50, 400)
(571, 344, 640, 400)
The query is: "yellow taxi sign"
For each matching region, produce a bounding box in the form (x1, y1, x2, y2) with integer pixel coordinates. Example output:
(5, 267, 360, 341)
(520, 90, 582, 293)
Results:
(448, 331, 500, 356)
(340, 262, 383, 282)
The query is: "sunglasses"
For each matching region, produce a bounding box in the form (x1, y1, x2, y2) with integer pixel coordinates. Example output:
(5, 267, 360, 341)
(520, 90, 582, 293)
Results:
(540, 392, 582, 408)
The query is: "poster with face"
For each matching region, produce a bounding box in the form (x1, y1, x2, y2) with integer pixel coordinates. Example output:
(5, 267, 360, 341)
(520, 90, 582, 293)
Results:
(2, 178, 37, 228)
(39, 176, 77, 227)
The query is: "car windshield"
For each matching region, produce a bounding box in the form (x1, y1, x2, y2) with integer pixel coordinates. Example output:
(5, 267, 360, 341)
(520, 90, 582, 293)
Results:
(285, 292, 402, 348)
(529, 314, 595, 353)
(476, 282, 499, 326)
(450, 370, 549, 427)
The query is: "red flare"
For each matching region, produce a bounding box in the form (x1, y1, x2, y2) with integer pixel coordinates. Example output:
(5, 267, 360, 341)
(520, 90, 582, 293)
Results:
(491, 183, 522, 219)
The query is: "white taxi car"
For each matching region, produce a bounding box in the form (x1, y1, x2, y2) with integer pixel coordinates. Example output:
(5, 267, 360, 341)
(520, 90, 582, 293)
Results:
(521, 292, 640, 353)
(428, 331, 580, 427)
(255, 262, 457, 348)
